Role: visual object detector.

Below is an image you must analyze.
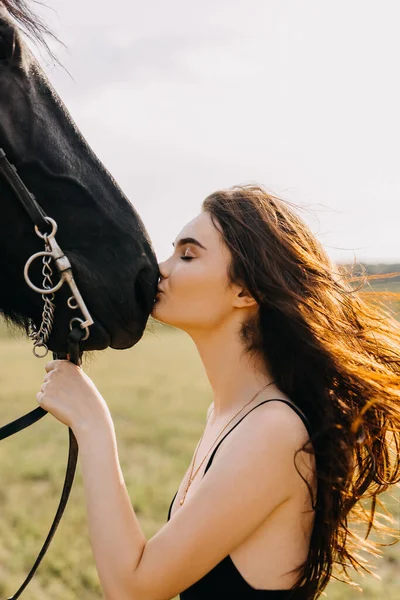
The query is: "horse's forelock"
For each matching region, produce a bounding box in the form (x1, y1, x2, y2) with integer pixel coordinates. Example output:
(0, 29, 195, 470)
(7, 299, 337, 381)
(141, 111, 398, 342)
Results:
(1, 0, 58, 58)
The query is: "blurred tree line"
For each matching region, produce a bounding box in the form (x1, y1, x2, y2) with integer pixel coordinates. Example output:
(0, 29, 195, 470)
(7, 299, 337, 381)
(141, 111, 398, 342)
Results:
(341, 263, 400, 281)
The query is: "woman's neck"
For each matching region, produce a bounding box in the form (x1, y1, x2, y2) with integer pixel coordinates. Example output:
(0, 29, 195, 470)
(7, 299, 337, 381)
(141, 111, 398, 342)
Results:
(188, 319, 274, 423)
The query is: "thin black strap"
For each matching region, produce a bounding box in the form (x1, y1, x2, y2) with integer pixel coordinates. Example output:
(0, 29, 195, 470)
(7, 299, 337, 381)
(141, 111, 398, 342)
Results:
(167, 400, 312, 521)
(167, 490, 178, 521)
(7, 429, 78, 599)
(203, 399, 312, 476)
(4, 333, 84, 599)
(0, 148, 48, 231)
(0, 407, 47, 440)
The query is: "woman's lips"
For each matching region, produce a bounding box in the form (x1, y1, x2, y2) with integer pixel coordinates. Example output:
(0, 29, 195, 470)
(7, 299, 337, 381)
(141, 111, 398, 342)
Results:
(154, 289, 164, 303)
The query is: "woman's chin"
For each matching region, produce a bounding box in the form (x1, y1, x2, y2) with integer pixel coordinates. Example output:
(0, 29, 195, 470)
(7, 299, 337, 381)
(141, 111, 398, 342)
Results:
(151, 300, 164, 320)
(151, 306, 173, 327)
(151, 313, 169, 326)
(151, 299, 183, 330)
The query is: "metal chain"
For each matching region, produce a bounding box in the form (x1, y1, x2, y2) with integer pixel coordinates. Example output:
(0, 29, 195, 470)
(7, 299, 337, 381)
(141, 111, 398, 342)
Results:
(28, 238, 55, 358)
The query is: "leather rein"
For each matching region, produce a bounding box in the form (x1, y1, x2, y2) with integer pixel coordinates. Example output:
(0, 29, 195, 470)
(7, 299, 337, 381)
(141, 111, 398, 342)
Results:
(0, 148, 94, 599)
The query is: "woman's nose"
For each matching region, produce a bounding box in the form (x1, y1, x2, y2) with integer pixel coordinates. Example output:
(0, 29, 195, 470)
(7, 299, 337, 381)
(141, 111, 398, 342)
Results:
(158, 260, 168, 280)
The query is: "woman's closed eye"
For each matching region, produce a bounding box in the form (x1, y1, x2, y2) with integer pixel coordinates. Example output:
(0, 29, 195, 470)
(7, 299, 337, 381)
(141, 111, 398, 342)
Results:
(180, 247, 195, 261)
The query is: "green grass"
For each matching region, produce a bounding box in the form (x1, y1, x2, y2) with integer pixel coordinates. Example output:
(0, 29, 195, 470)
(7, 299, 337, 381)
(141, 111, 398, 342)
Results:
(0, 295, 399, 598)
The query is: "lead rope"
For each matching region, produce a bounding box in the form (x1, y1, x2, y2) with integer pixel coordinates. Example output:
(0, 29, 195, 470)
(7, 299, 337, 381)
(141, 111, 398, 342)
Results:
(3, 327, 84, 600)
(0, 150, 94, 598)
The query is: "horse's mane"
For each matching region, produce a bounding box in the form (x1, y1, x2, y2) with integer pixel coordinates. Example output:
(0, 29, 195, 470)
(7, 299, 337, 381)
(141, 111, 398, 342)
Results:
(1, 0, 58, 56)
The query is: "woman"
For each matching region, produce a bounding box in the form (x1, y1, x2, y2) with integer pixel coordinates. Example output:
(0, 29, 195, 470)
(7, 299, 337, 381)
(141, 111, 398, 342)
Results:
(38, 184, 400, 600)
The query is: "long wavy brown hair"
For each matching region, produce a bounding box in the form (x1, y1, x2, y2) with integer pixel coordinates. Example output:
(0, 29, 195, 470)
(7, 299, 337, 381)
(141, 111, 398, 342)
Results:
(202, 184, 400, 599)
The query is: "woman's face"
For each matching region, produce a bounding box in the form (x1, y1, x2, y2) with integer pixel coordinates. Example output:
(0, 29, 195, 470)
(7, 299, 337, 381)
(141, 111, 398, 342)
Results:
(152, 211, 239, 334)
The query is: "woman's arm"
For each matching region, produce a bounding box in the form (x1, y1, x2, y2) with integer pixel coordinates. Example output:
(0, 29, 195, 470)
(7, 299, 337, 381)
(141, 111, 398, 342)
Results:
(76, 423, 147, 600)
(37, 361, 310, 600)
(36, 360, 148, 600)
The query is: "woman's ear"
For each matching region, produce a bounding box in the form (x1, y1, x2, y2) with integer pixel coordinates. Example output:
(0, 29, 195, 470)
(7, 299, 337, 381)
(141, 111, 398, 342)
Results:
(233, 287, 258, 309)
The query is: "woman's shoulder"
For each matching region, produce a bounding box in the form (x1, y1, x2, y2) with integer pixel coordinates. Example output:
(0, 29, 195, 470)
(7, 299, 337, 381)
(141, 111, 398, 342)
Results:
(239, 397, 311, 449)
(257, 396, 312, 439)
(206, 395, 310, 443)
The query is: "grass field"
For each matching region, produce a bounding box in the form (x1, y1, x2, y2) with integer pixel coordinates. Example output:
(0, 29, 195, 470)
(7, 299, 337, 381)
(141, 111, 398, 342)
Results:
(0, 309, 399, 599)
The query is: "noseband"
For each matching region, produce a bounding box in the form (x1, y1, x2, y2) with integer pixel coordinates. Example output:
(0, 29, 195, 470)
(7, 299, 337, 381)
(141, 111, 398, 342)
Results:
(0, 148, 94, 599)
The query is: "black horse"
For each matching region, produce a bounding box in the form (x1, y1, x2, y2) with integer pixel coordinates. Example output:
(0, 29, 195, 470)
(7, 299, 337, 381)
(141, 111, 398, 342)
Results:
(0, 1, 159, 352)
(0, 2, 159, 597)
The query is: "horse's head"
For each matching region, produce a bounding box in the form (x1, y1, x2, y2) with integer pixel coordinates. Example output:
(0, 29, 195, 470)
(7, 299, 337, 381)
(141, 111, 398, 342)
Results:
(0, 3, 159, 353)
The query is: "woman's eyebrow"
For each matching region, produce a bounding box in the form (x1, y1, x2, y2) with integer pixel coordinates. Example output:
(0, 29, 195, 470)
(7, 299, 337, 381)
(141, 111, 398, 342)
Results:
(172, 237, 207, 250)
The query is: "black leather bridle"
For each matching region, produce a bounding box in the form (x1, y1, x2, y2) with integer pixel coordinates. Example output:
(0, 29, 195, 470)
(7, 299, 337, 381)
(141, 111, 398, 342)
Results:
(0, 148, 93, 599)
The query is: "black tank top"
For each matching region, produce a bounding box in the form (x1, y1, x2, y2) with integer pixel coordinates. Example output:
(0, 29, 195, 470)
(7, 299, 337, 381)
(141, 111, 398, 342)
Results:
(167, 399, 313, 600)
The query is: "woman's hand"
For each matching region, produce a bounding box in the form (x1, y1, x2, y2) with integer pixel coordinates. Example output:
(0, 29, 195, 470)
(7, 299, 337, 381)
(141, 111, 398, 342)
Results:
(37, 360, 113, 436)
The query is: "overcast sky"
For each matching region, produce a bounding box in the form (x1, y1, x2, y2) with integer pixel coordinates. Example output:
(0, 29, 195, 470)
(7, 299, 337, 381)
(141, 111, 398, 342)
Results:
(30, 0, 400, 264)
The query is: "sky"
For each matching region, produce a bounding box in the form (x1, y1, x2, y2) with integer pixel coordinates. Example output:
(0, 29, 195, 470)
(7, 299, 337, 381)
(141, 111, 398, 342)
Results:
(28, 0, 400, 264)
